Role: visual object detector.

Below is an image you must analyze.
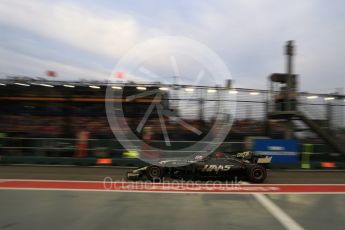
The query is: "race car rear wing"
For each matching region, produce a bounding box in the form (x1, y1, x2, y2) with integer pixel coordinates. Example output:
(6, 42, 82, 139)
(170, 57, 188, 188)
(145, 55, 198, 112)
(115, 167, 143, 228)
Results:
(255, 156, 272, 164)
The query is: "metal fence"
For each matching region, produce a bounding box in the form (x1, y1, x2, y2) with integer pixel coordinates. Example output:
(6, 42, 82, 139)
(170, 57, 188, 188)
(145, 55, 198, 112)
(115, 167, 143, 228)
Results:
(0, 85, 344, 159)
(0, 137, 245, 157)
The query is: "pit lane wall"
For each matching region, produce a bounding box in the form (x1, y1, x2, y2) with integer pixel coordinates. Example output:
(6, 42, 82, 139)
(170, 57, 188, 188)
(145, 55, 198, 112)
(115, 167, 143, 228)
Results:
(252, 138, 345, 169)
(0, 137, 344, 169)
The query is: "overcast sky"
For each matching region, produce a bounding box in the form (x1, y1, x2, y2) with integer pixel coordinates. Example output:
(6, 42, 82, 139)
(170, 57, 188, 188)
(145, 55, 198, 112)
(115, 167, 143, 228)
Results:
(0, 0, 344, 93)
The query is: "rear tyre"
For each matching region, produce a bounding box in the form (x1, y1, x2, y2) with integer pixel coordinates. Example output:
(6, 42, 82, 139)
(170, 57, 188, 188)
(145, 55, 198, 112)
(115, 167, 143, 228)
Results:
(247, 164, 267, 183)
(146, 166, 164, 182)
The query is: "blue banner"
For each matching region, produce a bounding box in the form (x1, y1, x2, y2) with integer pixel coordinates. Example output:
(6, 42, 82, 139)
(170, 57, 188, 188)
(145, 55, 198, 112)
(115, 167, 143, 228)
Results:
(253, 139, 300, 163)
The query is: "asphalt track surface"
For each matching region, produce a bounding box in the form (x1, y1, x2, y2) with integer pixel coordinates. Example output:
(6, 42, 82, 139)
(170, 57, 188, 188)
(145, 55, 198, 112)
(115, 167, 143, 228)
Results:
(0, 166, 344, 230)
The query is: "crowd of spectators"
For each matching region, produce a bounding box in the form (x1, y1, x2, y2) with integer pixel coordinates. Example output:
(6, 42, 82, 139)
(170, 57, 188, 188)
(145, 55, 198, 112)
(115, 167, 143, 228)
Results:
(0, 115, 112, 138)
(0, 114, 287, 140)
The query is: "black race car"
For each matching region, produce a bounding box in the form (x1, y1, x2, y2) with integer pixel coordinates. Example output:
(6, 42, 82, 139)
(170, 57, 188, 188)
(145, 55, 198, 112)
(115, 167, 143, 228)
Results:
(127, 152, 272, 183)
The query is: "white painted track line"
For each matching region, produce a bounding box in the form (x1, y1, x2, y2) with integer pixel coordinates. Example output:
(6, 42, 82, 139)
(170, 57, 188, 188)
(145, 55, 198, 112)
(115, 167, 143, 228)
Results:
(238, 181, 305, 230)
(253, 193, 304, 230)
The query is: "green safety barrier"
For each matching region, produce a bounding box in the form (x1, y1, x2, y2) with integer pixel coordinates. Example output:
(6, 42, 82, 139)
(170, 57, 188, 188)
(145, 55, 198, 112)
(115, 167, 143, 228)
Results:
(301, 144, 313, 169)
(122, 150, 139, 158)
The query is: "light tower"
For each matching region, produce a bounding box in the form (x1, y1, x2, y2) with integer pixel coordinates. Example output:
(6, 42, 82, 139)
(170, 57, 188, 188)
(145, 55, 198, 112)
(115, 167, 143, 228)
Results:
(268, 41, 298, 138)
(267, 41, 345, 156)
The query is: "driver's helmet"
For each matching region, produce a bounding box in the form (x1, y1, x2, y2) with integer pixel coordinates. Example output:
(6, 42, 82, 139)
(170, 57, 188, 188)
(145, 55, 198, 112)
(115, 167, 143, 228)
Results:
(194, 155, 205, 161)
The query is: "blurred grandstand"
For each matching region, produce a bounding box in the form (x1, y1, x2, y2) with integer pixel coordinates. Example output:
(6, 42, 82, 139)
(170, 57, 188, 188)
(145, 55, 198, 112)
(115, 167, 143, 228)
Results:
(0, 75, 344, 167)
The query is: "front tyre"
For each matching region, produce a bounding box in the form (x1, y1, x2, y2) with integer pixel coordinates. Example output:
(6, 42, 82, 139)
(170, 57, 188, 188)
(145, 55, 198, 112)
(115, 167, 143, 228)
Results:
(247, 164, 267, 183)
(146, 166, 165, 182)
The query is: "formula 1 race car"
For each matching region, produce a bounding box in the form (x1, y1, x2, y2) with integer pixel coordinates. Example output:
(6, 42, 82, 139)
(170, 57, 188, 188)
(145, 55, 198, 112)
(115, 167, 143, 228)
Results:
(127, 152, 272, 183)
